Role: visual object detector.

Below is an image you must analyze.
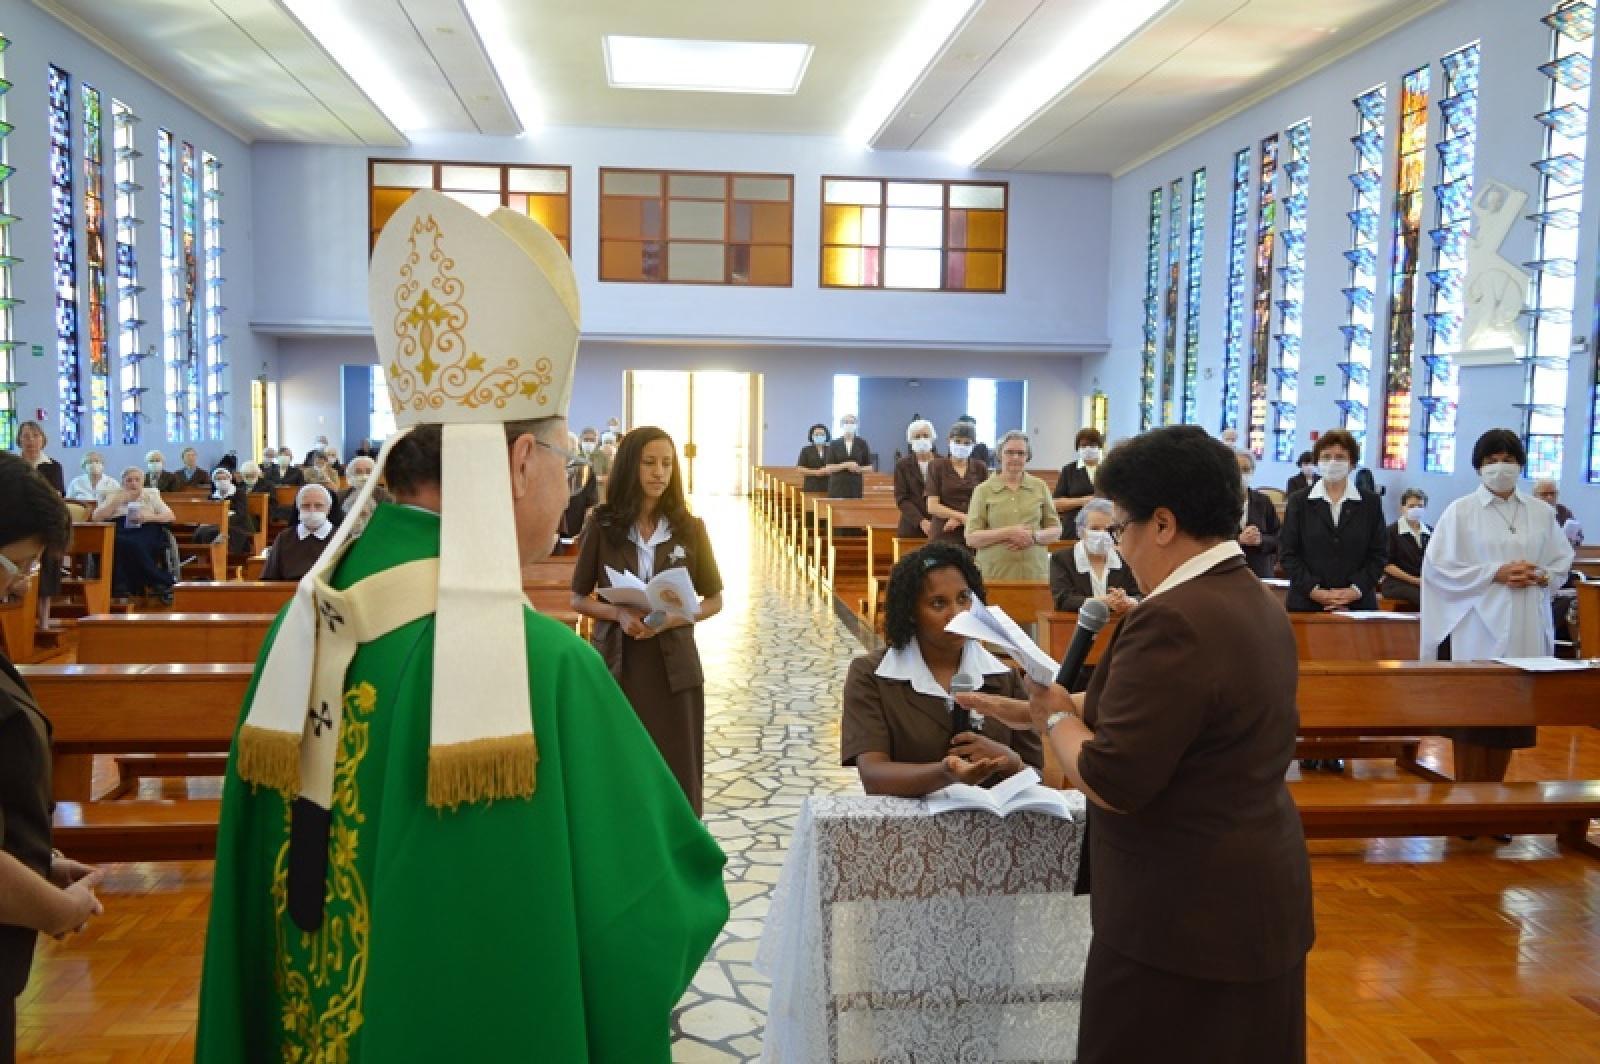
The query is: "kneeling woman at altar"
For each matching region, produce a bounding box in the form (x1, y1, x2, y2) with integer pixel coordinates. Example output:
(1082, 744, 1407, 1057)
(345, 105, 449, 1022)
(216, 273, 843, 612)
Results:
(841, 542, 1042, 796)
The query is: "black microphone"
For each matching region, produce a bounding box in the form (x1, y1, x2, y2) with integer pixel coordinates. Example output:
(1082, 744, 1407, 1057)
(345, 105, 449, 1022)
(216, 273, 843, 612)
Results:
(1055, 598, 1111, 692)
(948, 672, 980, 734)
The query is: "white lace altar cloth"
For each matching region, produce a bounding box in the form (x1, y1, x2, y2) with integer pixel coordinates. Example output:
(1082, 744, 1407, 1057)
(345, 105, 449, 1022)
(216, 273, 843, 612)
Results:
(757, 794, 1091, 1063)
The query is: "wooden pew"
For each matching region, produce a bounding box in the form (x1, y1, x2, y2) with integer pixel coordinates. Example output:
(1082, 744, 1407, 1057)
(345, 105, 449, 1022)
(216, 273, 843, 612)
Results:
(866, 527, 915, 634)
(1572, 546, 1600, 581)
(175, 580, 295, 613)
(245, 492, 270, 555)
(52, 799, 223, 862)
(1578, 581, 1598, 658)
(167, 497, 230, 580)
(77, 612, 275, 664)
(1289, 612, 1418, 660)
(0, 571, 38, 664)
(982, 582, 1053, 631)
(820, 498, 897, 596)
(59, 522, 116, 618)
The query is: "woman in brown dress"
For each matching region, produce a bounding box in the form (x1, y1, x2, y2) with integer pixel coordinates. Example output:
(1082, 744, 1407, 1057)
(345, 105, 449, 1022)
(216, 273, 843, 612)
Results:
(924, 419, 989, 548)
(570, 427, 724, 815)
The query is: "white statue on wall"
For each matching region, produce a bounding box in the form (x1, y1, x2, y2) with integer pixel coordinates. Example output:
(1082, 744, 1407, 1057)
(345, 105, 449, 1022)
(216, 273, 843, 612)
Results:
(1459, 179, 1530, 366)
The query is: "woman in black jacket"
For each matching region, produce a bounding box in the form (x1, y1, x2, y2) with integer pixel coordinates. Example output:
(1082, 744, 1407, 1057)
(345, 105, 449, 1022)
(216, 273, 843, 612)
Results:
(1234, 450, 1282, 579)
(1279, 429, 1387, 613)
(823, 415, 871, 499)
(1051, 427, 1105, 525)
(796, 424, 831, 494)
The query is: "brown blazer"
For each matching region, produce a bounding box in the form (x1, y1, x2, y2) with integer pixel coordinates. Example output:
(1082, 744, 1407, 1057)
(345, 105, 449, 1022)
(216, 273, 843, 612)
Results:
(841, 648, 1043, 775)
(891, 454, 934, 538)
(1077, 554, 1313, 982)
(0, 657, 53, 997)
(924, 457, 989, 547)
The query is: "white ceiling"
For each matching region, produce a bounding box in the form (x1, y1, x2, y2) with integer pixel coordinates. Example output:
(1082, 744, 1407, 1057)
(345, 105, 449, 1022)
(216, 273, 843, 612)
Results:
(32, 0, 1444, 173)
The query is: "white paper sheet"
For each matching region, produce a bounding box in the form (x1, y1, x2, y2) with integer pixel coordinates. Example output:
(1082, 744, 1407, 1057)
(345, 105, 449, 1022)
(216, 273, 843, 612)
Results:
(944, 600, 1060, 685)
(1492, 656, 1599, 672)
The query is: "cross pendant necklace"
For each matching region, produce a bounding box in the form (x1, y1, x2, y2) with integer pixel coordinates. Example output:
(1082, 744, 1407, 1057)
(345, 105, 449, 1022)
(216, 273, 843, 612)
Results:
(1492, 496, 1521, 535)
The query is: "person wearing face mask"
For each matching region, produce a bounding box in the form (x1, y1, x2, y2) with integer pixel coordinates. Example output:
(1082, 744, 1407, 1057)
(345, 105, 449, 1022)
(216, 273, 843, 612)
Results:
(823, 415, 872, 498)
(1278, 429, 1388, 617)
(66, 451, 114, 505)
(200, 467, 256, 555)
(1235, 450, 1282, 579)
(796, 423, 832, 493)
(1285, 451, 1317, 498)
(1532, 478, 1583, 547)
(894, 420, 939, 538)
(1421, 429, 1574, 780)
(955, 415, 991, 466)
(1380, 489, 1431, 610)
(336, 455, 387, 518)
(143, 449, 180, 493)
(925, 420, 989, 547)
(238, 461, 270, 495)
(1051, 498, 1140, 615)
(260, 484, 337, 582)
(93, 465, 177, 604)
(1052, 428, 1106, 524)
(300, 434, 332, 468)
(263, 447, 306, 490)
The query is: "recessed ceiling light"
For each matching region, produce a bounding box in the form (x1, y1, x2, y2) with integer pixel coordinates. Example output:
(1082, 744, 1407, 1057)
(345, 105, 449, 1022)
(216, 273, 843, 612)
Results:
(283, 0, 427, 132)
(603, 35, 814, 94)
(845, 0, 979, 144)
(463, 0, 543, 132)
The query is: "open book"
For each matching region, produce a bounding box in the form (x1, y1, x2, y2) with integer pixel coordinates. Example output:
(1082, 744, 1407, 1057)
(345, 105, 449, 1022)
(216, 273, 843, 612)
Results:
(597, 565, 699, 621)
(944, 598, 1060, 685)
(924, 767, 1076, 820)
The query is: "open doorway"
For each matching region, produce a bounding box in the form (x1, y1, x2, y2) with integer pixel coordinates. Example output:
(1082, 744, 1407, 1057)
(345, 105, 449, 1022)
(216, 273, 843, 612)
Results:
(625, 370, 761, 495)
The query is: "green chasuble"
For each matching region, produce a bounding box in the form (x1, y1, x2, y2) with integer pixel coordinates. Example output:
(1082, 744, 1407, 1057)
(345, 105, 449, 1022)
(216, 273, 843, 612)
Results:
(196, 504, 729, 1062)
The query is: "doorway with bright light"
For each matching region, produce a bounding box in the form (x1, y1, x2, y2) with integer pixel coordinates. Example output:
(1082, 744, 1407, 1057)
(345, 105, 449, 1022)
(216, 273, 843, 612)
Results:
(625, 370, 761, 496)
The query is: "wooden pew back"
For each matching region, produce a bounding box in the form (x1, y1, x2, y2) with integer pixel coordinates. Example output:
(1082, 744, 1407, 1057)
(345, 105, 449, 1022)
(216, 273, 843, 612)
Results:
(1579, 581, 1599, 658)
(61, 522, 116, 617)
(1037, 610, 1421, 663)
(0, 572, 39, 663)
(77, 612, 274, 664)
(167, 498, 230, 580)
(174, 581, 294, 614)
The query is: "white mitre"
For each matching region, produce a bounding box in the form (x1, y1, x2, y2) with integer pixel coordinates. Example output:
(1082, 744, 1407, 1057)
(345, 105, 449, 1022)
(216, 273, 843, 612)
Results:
(236, 190, 580, 809)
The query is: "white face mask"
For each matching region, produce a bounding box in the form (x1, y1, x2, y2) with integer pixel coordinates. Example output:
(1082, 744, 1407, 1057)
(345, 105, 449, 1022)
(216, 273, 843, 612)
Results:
(147, 461, 163, 474)
(1082, 529, 1113, 556)
(1405, 505, 1426, 524)
(1239, 472, 1253, 488)
(350, 473, 370, 489)
(600, 434, 617, 447)
(242, 474, 260, 487)
(86, 461, 103, 476)
(1479, 462, 1520, 495)
(300, 510, 328, 531)
(1317, 459, 1350, 483)
(580, 441, 597, 455)
(910, 438, 934, 455)
(841, 422, 857, 437)
(1301, 464, 1316, 478)
(1078, 447, 1102, 464)
(214, 479, 234, 497)
(949, 442, 974, 461)
(276, 454, 291, 468)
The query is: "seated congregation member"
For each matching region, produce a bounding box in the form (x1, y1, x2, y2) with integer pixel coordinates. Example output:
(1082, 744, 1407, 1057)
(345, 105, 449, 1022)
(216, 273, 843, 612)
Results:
(842, 542, 1042, 795)
(0, 454, 104, 1062)
(1381, 488, 1430, 609)
(560, 439, 600, 543)
(1285, 451, 1317, 497)
(823, 414, 871, 498)
(205, 467, 256, 555)
(144, 449, 180, 493)
(353, 437, 377, 459)
(172, 446, 211, 490)
(1050, 498, 1139, 614)
(299, 433, 331, 467)
(238, 460, 269, 495)
(262, 447, 304, 488)
(1235, 449, 1282, 579)
(65, 450, 113, 503)
(893, 419, 938, 537)
(965, 430, 1060, 582)
(260, 484, 334, 582)
(571, 427, 725, 816)
(337, 455, 388, 519)
(14, 422, 65, 496)
(1279, 428, 1386, 613)
(1533, 478, 1583, 547)
(956, 425, 1313, 1064)
(1051, 427, 1104, 524)
(796, 423, 832, 493)
(93, 466, 176, 604)
(925, 419, 988, 547)
(1421, 429, 1573, 781)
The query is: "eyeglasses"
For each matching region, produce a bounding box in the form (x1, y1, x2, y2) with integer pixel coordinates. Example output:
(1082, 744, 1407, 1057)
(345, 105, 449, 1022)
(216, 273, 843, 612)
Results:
(536, 439, 577, 465)
(1106, 520, 1131, 545)
(0, 553, 41, 580)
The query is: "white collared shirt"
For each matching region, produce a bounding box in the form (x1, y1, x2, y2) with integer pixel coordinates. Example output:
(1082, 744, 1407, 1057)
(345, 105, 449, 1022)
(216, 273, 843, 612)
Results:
(1145, 540, 1245, 600)
(1308, 476, 1361, 525)
(628, 517, 672, 580)
(1477, 484, 1527, 536)
(1073, 541, 1125, 600)
(1400, 517, 1431, 543)
(297, 520, 333, 542)
(875, 636, 1010, 701)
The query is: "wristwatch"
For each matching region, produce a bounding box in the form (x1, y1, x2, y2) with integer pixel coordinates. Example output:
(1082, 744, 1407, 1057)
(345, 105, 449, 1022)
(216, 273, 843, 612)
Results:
(1046, 710, 1072, 734)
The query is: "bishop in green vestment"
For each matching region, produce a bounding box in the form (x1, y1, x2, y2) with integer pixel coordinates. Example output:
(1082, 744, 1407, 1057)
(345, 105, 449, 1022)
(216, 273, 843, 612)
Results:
(196, 503, 729, 1061)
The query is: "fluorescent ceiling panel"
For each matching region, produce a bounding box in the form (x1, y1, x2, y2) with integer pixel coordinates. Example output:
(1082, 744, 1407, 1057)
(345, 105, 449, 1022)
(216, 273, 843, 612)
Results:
(603, 35, 814, 94)
(845, 0, 978, 143)
(949, 0, 1179, 165)
(461, 0, 542, 132)
(281, 0, 427, 133)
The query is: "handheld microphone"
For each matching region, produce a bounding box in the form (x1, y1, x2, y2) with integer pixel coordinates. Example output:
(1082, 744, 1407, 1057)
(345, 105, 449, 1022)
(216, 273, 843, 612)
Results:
(949, 672, 981, 733)
(1055, 598, 1111, 692)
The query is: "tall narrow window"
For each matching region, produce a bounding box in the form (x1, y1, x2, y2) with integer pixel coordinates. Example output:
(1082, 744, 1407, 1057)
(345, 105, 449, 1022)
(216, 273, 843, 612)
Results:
(1139, 187, 1162, 431)
(1247, 134, 1279, 457)
(202, 152, 224, 440)
(1161, 179, 1183, 424)
(1421, 44, 1482, 475)
(1181, 168, 1206, 425)
(1526, 1, 1594, 479)
(82, 85, 110, 446)
(112, 99, 143, 445)
(967, 378, 998, 448)
(49, 65, 82, 447)
(1272, 122, 1311, 461)
(1339, 87, 1387, 446)
(1380, 66, 1431, 471)
(832, 373, 860, 427)
(1221, 148, 1250, 432)
(1090, 388, 1109, 438)
(0, 33, 17, 451)
(158, 129, 184, 442)
(180, 142, 200, 442)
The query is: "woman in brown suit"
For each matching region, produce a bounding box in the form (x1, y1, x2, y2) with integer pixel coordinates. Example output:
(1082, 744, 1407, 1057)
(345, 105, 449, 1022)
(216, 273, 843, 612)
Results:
(924, 420, 988, 548)
(570, 428, 724, 815)
(892, 419, 938, 538)
(960, 425, 1313, 1063)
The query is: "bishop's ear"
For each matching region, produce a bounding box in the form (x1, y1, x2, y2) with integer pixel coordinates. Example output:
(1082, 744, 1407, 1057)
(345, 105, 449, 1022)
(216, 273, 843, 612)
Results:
(507, 432, 540, 500)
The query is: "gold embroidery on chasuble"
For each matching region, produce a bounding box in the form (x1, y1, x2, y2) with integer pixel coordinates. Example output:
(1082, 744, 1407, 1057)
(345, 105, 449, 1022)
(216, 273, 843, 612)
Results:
(388, 214, 554, 414)
(272, 682, 377, 1062)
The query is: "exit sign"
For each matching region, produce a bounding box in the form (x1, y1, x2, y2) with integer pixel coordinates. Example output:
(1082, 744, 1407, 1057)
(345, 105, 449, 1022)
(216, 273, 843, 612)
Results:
(1313, 374, 1326, 387)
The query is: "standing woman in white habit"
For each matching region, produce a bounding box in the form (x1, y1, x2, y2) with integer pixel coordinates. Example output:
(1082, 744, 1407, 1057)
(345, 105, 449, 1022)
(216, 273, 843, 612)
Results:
(1421, 428, 1573, 781)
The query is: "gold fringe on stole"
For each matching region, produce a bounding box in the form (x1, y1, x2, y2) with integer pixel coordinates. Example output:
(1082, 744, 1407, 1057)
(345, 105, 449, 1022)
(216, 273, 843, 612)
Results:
(235, 725, 303, 794)
(427, 733, 538, 808)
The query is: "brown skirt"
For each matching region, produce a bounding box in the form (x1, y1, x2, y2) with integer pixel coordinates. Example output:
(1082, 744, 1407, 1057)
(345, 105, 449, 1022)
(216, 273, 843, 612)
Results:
(618, 636, 706, 816)
(1078, 938, 1306, 1064)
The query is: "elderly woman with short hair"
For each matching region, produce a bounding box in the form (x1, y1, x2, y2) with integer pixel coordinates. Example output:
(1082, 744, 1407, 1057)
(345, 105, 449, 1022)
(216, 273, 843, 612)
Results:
(65, 451, 114, 504)
(1234, 450, 1282, 579)
(1381, 488, 1431, 609)
(93, 465, 177, 604)
(1278, 428, 1387, 612)
(965, 429, 1060, 582)
(261, 484, 337, 582)
(1050, 498, 1140, 613)
(893, 419, 939, 538)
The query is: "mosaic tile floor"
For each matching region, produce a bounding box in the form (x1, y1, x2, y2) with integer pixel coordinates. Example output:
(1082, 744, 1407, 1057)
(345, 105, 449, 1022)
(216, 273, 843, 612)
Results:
(669, 497, 865, 1062)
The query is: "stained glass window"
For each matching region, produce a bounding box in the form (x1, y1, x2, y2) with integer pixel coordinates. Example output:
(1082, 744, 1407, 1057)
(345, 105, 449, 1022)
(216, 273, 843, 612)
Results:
(1182, 168, 1206, 425)
(49, 64, 83, 447)
(1527, 1, 1594, 479)
(1247, 134, 1279, 458)
(1380, 66, 1431, 471)
(1420, 44, 1481, 475)
(0, 33, 18, 451)
(112, 100, 143, 445)
(1161, 178, 1183, 424)
(1139, 187, 1162, 431)
(1090, 388, 1109, 438)
(202, 153, 224, 440)
(602, 169, 794, 286)
(158, 129, 184, 442)
(370, 159, 571, 251)
(1221, 148, 1250, 432)
(180, 141, 200, 442)
(1272, 121, 1310, 462)
(81, 85, 110, 447)
(821, 178, 1005, 292)
(1339, 87, 1386, 446)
